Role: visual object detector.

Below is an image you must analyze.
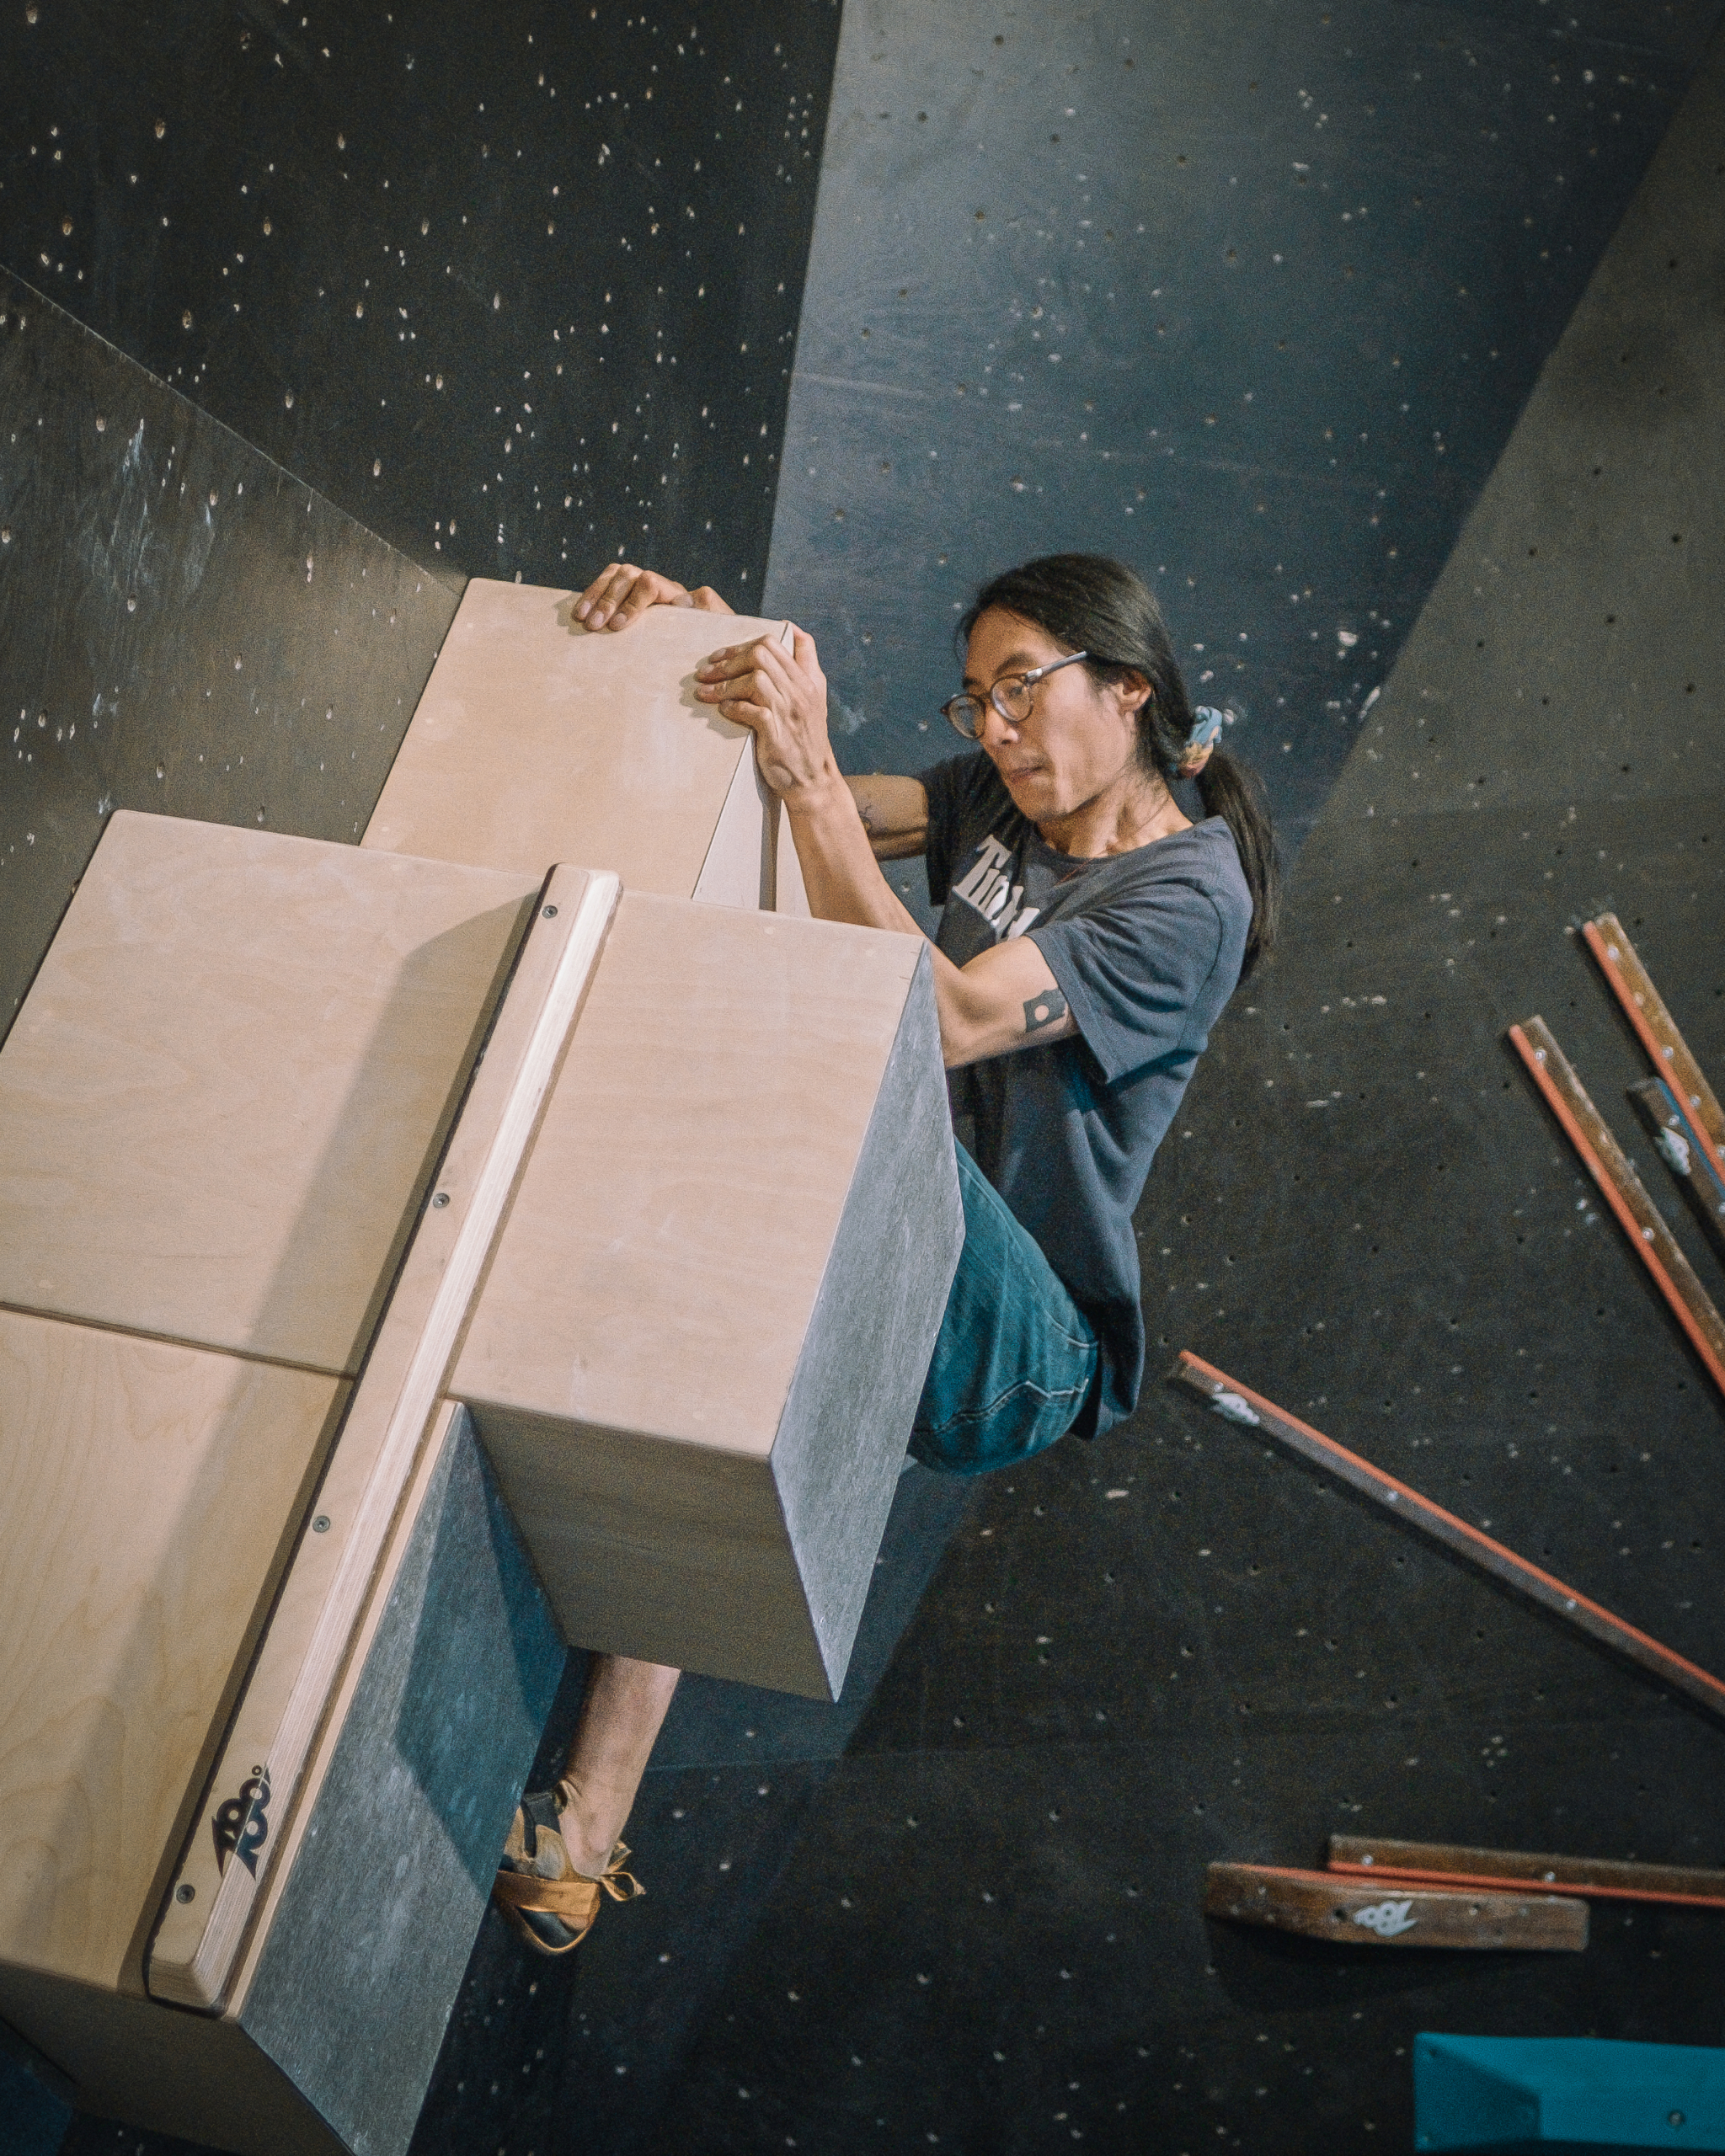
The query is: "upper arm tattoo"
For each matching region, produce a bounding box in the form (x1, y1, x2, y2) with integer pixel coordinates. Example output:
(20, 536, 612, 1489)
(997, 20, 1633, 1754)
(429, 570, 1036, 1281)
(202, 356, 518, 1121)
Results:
(1023, 988, 1068, 1036)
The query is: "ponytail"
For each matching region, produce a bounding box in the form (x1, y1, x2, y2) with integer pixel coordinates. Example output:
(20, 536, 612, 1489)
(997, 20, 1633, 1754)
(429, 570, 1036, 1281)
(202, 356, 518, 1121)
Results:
(1194, 745, 1279, 977)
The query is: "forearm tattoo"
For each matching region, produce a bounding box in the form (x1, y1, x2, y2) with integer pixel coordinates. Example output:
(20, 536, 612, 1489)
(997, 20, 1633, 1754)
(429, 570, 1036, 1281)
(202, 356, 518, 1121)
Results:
(1023, 989, 1068, 1036)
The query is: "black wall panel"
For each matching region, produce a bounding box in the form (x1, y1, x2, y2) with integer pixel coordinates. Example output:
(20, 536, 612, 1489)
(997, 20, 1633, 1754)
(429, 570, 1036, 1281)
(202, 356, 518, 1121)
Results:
(763, 0, 1722, 857)
(0, 0, 841, 595)
(0, 276, 459, 1038)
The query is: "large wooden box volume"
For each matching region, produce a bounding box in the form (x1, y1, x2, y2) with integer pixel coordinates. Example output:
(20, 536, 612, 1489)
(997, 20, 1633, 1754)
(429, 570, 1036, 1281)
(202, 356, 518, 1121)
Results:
(362, 579, 809, 913)
(0, 800, 960, 2153)
(453, 890, 960, 1700)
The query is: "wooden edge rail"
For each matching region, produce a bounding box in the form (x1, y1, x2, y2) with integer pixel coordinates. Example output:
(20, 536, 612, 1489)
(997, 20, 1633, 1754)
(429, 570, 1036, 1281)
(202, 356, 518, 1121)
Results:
(1584, 914, 1725, 1171)
(146, 863, 621, 2012)
(1328, 1835, 1725, 1911)
(1167, 1351, 1725, 1725)
(1204, 1863, 1587, 1951)
(1508, 1017, 1725, 1400)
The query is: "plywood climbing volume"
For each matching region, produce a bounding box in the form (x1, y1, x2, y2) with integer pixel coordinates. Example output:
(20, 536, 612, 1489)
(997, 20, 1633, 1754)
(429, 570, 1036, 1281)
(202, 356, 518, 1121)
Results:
(363, 579, 809, 913)
(0, 805, 959, 2155)
(0, 815, 566, 2154)
(452, 889, 960, 1700)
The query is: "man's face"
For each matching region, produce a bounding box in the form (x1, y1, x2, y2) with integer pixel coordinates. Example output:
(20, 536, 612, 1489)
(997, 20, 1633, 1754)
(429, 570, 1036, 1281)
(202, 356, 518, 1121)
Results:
(963, 606, 1146, 825)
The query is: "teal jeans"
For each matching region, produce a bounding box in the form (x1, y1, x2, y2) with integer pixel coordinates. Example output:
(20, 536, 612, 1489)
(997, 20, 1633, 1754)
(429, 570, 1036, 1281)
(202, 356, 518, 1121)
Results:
(908, 1145, 1100, 1476)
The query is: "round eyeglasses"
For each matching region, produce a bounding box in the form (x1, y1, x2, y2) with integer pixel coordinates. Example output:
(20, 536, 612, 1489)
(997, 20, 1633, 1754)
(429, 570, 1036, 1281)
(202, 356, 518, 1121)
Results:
(940, 650, 1090, 740)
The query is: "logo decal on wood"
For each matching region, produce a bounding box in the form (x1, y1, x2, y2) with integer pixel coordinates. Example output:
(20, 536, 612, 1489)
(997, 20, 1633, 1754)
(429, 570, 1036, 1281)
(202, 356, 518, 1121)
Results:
(212, 1768, 271, 1877)
(1351, 1897, 1417, 1937)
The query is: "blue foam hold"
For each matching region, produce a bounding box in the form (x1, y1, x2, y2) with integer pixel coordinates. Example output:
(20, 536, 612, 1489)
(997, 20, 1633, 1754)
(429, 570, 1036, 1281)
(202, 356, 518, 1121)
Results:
(1416, 2035, 1725, 2151)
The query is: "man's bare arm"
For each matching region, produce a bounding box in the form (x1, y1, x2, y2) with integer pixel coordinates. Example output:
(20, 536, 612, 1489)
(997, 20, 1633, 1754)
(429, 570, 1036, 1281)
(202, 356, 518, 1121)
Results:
(693, 632, 1076, 1068)
(932, 936, 1078, 1065)
(793, 784, 1076, 1065)
(846, 774, 928, 861)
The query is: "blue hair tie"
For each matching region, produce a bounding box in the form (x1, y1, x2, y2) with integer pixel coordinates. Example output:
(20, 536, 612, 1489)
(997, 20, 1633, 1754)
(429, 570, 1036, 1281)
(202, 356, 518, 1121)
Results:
(1178, 706, 1225, 772)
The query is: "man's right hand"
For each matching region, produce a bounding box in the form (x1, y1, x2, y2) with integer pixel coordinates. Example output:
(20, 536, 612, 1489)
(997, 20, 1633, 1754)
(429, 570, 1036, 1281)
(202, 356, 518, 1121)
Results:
(573, 563, 734, 631)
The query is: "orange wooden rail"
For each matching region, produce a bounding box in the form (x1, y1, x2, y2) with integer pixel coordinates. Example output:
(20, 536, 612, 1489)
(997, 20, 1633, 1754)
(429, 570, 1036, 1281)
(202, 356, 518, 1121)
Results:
(1508, 1017, 1725, 1399)
(1327, 1837, 1725, 1913)
(1169, 1350, 1725, 1724)
(1584, 913, 1725, 1182)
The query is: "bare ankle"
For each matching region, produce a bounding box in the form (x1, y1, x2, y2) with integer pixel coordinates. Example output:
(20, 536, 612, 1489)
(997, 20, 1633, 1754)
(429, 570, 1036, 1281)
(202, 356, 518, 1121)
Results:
(546, 1655, 679, 1877)
(553, 1777, 622, 1878)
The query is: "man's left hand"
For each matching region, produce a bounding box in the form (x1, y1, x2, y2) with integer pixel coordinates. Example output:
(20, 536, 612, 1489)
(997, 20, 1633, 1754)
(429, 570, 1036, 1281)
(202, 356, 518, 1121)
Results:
(694, 627, 838, 808)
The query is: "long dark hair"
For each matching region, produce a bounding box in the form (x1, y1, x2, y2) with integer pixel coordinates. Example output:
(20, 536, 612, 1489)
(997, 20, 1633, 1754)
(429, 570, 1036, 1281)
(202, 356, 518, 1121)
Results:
(957, 552, 1279, 974)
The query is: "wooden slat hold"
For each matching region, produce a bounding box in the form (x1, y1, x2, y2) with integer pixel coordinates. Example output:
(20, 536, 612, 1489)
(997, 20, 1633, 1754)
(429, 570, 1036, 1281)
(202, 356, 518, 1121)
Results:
(1329, 1836, 1725, 1911)
(1204, 1865, 1587, 1951)
(1628, 1076, 1725, 1265)
(1168, 1352, 1725, 1725)
(1584, 912, 1725, 1166)
(1509, 1017, 1725, 1398)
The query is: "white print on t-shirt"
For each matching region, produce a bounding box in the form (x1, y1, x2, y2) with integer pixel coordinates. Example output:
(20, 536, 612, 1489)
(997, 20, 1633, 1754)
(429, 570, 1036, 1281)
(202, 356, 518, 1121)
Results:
(950, 834, 1042, 942)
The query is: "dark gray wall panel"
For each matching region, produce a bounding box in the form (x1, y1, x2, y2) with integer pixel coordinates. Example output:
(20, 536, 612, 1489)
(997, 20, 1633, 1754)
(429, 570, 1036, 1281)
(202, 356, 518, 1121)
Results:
(649, 22, 1725, 2156)
(0, 2018, 71, 2156)
(387, 1464, 973, 2156)
(0, 278, 460, 1040)
(0, 0, 841, 596)
(763, 0, 1722, 859)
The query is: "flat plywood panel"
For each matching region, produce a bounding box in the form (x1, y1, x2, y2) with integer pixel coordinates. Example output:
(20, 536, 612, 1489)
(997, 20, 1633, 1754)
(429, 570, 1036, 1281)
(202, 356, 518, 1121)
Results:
(0, 1310, 346, 1995)
(362, 581, 792, 902)
(0, 811, 537, 1374)
(467, 1413, 825, 1694)
(453, 892, 926, 1454)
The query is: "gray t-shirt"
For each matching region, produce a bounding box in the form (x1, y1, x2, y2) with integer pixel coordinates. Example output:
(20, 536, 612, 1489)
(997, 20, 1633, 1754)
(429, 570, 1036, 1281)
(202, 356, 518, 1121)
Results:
(924, 751, 1252, 1437)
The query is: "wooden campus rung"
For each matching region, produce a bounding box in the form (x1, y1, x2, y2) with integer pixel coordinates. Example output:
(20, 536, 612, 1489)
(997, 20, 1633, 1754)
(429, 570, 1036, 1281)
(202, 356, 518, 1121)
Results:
(1509, 1017, 1725, 1400)
(1204, 1864, 1587, 1951)
(1628, 1076, 1725, 1265)
(1168, 1352, 1725, 1725)
(1329, 1836, 1725, 1912)
(1584, 913, 1725, 1171)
